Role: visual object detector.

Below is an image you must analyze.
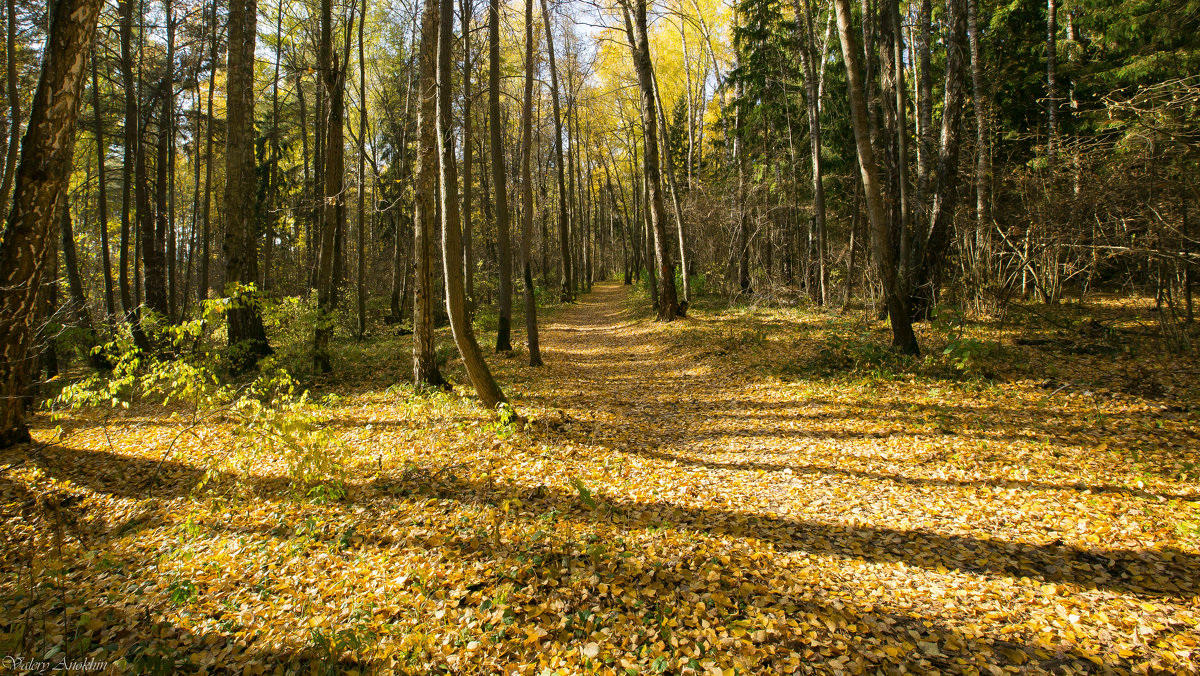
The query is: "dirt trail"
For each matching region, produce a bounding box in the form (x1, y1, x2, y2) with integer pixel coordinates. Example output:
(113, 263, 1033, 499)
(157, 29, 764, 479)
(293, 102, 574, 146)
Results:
(529, 281, 885, 517)
(507, 282, 1200, 667)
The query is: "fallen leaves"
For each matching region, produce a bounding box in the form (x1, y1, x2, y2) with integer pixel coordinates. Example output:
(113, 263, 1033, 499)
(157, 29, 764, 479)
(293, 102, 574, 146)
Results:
(1, 283, 1199, 674)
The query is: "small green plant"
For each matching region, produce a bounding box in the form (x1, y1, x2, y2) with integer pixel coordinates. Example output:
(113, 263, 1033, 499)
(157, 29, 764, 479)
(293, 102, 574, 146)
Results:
(182, 515, 202, 539)
(308, 621, 377, 675)
(493, 402, 520, 438)
(167, 579, 197, 605)
(933, 307, 998, 375)
(570, 476, 598, 509)
(307, 482, 347, 505)
(942, 335, 991, 372)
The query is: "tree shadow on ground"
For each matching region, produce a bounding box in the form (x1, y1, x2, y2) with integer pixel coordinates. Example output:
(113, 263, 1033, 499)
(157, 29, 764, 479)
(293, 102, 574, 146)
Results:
(21, 441, 1196, 600)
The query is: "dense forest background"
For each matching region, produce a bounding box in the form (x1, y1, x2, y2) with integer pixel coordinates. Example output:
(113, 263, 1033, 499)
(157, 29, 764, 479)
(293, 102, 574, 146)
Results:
(0, 0, 1197, 406)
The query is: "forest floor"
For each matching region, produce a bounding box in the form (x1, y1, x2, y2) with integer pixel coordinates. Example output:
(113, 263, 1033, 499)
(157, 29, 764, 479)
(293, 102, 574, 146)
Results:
(2, 282, 1200, 675)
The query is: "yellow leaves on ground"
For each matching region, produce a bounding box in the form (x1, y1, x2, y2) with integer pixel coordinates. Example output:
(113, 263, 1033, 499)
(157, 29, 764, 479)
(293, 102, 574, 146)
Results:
(2, 283, 1199, 674)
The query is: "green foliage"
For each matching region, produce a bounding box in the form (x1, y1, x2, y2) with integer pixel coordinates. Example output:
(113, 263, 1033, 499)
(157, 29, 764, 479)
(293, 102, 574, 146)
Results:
(677, 270, 708, 298)
(813, 327, 912, 378)
(261, 294, 327, 372)
(167, 579, 197, 605)
(932, 308, 1002, 375)
(307, 619, 377, 675)
(492, 402, 520, 439)
(570, 476, 598, 509)
(50, 298, 346, 492)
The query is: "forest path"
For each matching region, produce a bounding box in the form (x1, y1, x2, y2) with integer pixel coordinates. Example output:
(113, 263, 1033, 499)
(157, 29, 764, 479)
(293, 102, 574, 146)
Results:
(530, 281, 850, 517)
(531, 281, 803, 511)
(498, 281, 1200, 669)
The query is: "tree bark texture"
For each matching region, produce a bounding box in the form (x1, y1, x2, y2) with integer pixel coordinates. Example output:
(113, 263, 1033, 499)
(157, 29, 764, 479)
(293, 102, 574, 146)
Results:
(623, 0, 679, 320)
(0, 0, 104, 446)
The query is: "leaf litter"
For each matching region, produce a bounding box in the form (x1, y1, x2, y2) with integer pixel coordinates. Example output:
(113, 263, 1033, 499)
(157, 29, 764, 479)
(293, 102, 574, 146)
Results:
(2, 283, 1199, 674)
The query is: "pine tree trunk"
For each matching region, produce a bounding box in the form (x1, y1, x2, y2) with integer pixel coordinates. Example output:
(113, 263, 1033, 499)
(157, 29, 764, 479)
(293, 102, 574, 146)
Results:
(0, 0, 104, 446)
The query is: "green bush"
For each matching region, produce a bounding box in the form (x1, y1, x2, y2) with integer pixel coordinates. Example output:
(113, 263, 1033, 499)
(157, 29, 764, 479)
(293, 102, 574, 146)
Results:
(50, 295, 346, 492)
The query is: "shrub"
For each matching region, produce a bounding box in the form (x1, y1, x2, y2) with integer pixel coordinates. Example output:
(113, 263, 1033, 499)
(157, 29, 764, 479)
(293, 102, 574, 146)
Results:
(50, 296, 346, 493)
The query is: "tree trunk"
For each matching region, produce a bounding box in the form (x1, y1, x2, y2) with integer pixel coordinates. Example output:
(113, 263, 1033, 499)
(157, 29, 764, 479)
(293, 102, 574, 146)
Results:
(735, 115, 750, 294)
(540, 0, 573, 301)
(0, 0, 104, 446)
(519, 0, 542, 366)
(60, 199, 93, 330)
(642, 174, 659, 307)
(298, 72, 312, 285)
(0, 0, 19, 216)
(390, 48, 417, 322)
(650, 67, 690, 304)
(225, 0, 271, 368)
(437, 0, 507, 407)
(147, 3, 173, 320)
(1046, 0, 1058, 163)
(622, 0, 679, 320)
(912, 0, 968, 316)
(91, 42, 116, 319)
(833, 0, 918, 354)
(412, 0, 445, 387)
(566, 70, 579, 296)
(796, 0, 828, 305)
(182, 82, 201, 318)
(313, 1, 353, 371)
(461, 0, 475, 310)
(118, 0, 136, 317)
(967, 0, 989, 227)
(266, 0, 283, 297)
(490, 0, 513, 352)
(199, 0, 217, 305)
(915, 0, 933, 209)
(165, 4, 177, 322)
(356, 0, 368, 339)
